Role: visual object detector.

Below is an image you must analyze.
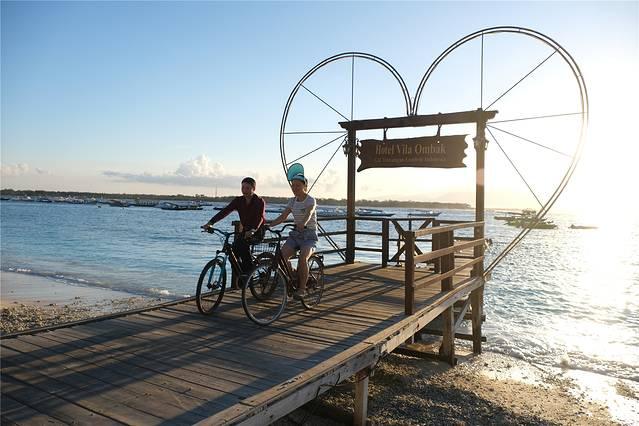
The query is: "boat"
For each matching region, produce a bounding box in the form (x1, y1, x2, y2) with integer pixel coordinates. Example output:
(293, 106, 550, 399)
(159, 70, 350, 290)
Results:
(494, 208, 536, 220)
(134, 199, 158, 207)
(409, 210, 441, 217)
(355, 208, 394, 217)
(515, 220, 557, 229)
(159, 202, 202, 211)
(498, 209, 556, 229)
(108, 199, 130, 207)
(569, 224, 598, 230)
(317, 207, 345, 217)
(494, 212, 519, 220)
(505, 216, 557, 229)
(265, 206, 286, 214)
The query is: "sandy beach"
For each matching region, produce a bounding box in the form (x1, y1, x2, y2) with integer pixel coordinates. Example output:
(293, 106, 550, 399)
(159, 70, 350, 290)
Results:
(1, 272, 636, 425)
(0, 271, 163, 334)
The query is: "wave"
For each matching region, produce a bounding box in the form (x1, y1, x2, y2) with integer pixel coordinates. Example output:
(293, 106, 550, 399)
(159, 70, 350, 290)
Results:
(486, 344, 639, 383)
(3, 266, 105, 288)
(2, 265, 181, 300)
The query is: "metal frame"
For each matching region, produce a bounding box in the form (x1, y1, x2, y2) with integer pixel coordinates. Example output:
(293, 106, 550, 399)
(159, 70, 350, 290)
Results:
(412, 26, 589, 275)
(279, 52, 411, 176)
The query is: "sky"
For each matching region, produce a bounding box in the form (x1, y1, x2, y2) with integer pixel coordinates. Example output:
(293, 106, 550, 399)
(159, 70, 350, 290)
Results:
(1, 1, 638, 212)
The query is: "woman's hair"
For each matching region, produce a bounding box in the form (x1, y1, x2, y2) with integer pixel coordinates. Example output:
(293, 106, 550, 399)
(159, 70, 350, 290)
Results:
(242, 177, 256, 188)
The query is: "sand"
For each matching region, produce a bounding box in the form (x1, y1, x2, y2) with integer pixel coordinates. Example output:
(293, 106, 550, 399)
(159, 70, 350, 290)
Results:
(276, 349, 637, 426)
(1, 272, 636, 425)
(0, 271, 163, 334)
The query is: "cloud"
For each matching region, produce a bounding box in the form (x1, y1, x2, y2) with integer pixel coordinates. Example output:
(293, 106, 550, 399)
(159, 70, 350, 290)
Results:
(1, 163, 30, 176)
(103, 155, 243, 187)
(175, 155, 226, 178)
(260, 173, 291, 189)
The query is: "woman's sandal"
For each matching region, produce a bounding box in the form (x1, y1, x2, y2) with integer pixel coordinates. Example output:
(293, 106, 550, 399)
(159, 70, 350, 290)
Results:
(292, 289, 308, 301)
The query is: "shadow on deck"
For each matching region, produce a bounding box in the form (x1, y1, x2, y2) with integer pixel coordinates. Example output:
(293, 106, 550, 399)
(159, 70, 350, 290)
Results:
(1, 262, 483, 425)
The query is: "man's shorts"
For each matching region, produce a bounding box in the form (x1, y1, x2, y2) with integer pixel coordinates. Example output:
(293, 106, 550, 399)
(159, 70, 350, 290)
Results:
(283, 229, 318, 252)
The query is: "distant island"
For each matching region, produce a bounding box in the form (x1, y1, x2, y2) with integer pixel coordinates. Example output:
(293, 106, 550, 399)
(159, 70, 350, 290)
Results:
(0, 189, 471, 210)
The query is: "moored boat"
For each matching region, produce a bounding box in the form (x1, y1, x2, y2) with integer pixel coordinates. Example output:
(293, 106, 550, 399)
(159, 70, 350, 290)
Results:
(159, 201, 202, 211)
(317, 207, 345, 217)
(108, 199, 130, 207)
(569, 224, 598, 230)
(409, 209, 441, 217)
(355, 208, 394, 217)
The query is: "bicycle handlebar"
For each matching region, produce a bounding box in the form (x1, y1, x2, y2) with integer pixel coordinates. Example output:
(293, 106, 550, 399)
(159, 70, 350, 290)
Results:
(263, 223, 296, 236)
(201, 226, 234, 238)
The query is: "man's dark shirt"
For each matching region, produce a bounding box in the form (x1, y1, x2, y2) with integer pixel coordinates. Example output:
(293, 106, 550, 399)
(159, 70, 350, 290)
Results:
(209, 194, 265, 230)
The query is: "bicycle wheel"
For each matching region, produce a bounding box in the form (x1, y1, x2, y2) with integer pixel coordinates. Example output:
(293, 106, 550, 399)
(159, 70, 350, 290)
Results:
(196, 257, 226, 315)
(242, 262, 287, 326)
(248, 253, 276, 301)
(302, 255, 325, 309)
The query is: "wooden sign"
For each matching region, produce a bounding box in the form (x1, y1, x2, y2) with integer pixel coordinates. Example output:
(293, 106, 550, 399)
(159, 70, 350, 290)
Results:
(357, 135, 468, 171)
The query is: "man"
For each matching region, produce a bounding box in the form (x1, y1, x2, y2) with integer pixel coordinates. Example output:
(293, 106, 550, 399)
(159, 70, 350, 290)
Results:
(202, 177, 266, 274)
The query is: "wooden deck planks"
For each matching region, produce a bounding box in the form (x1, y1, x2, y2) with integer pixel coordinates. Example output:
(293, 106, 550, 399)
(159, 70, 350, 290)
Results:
(2, 341, 206, 425)
(1, 262, 483, 425)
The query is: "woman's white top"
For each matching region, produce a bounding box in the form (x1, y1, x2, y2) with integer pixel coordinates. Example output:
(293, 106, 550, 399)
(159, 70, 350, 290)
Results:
(286, 194, 317, 230)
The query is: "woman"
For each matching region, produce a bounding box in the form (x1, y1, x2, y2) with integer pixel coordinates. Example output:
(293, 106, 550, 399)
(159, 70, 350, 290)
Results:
(268, 170, 317, 300)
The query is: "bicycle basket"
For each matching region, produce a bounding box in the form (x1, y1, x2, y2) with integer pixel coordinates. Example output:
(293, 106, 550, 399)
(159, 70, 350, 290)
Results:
(251, 239, 278, 256)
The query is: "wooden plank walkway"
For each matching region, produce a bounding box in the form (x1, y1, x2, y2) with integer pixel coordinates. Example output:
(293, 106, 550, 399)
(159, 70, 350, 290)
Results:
(1, 262, 482, 425)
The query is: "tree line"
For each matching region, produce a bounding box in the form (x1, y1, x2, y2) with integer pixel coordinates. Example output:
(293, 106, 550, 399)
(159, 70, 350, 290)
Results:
(0, 189, 471, 209)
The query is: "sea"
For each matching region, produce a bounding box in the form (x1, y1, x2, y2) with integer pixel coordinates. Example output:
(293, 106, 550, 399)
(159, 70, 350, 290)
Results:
(1, 200, 638, 400)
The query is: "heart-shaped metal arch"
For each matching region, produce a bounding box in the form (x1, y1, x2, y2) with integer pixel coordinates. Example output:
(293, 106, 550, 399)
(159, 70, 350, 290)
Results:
(279, 27, 589, 275)
(279, 51, 412, 180)
(413, 26, 589, 275)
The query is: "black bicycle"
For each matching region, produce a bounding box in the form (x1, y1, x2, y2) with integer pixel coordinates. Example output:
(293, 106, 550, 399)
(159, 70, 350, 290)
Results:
(196, 226, 273, 315)
(241, 224, 325, 325)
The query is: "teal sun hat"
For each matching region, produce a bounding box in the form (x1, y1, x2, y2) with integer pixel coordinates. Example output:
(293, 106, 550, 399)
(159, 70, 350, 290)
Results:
(286, 163, 304, 181)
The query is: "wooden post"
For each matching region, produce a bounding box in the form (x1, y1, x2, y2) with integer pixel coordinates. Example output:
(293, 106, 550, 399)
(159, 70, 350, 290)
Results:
(354, 368, 370, 426)
(346, 128, 356, 264)
(381, 219, 389, 268)
(441, 231, 454, 292)
(472, 112, 487, 354)
(439, 230, 455, 364)
(432, 226, 440, 274)
(441, 306, 456, 365)
(474, 114, 486, 276)
(404, 231, 415, 315)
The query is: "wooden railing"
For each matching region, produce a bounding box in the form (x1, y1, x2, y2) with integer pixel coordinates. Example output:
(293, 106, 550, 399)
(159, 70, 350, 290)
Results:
(234, 217, 484, 312)
(237, 216, 474, 267)
(402, 221, 484, 315)
(315, 215, 442, 267)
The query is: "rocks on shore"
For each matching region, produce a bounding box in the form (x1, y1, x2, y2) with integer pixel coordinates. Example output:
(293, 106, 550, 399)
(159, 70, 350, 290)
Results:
(276, 353, 618, 426)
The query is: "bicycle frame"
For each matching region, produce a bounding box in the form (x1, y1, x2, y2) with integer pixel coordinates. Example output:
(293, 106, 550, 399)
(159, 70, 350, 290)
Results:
(206, 228, 245, 285)
(264, 224, 301, 295)
(240, 224, 325, 325)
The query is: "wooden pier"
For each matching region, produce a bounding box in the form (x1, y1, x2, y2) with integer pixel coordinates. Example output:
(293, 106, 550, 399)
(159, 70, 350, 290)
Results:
(1, 217, 485, 425)
(2, 109, 494, 424)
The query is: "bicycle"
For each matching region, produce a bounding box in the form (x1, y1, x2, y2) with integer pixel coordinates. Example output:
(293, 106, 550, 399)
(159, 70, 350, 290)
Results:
(241, 224, 325, 326)
(196, 226, 273, 315)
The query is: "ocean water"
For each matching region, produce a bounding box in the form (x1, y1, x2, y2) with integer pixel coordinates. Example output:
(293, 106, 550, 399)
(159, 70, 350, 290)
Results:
(1, 200, 637, 384)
